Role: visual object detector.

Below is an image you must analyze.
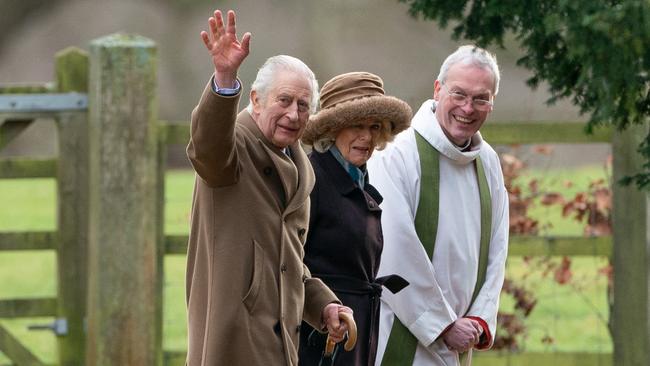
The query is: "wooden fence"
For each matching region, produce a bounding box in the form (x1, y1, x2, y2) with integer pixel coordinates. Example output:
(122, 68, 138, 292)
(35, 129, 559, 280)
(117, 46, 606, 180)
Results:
(0, 34, 647, 365)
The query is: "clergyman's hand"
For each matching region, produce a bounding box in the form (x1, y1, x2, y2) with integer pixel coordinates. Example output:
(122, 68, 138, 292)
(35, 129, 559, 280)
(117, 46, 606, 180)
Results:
(200, 9, 251, 88)
(442, 318, 482, 353)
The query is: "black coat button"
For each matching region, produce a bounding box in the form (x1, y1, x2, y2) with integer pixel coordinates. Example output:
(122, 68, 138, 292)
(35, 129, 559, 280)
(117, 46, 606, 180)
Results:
(273, 321, 281, 335)
(298, 228, 306, 237)
(263, 167, 273, 175)
(281, 263, 287, 272)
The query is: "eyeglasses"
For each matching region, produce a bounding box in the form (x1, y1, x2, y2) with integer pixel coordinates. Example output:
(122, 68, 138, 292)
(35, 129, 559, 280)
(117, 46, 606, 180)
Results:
(442, 83, 494, 111)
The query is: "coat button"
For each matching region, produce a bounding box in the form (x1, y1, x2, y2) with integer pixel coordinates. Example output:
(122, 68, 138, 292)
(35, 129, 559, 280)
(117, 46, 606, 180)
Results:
(281, 263, 287, 272)
(368, 201, 375, 208)
(298, 228, 306, 237)
(263, 166, 273, 175)
(273, 321, 281, 335)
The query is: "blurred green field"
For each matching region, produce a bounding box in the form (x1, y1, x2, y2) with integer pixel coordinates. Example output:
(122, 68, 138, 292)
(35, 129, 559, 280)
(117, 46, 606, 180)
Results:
(0, 166, 612, 362)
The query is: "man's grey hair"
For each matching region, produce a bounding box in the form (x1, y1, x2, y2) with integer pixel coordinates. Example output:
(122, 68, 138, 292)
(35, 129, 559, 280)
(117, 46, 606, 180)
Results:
(437, 45, 501, 95)
(246, 55, 319, 114)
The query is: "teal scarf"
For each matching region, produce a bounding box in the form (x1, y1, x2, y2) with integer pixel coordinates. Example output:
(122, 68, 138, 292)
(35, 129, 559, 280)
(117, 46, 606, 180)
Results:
(329, 146, 367, 189)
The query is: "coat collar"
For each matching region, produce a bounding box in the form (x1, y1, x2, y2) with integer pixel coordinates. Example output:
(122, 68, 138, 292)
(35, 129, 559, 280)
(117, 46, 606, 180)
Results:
(311, 150, 383, 206)
(238, 110, 315, 214)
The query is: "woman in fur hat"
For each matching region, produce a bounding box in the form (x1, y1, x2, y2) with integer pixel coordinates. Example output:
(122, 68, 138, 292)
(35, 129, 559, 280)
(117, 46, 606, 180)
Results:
(298, 72, 412, 366)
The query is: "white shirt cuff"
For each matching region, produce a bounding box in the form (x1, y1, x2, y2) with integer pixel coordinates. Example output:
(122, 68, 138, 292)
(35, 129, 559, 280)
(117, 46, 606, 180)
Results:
(212, 76, 240, 95)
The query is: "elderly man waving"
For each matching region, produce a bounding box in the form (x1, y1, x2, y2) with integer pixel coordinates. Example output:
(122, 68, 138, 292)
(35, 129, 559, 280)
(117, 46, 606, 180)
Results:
(185, 9, 352, 366)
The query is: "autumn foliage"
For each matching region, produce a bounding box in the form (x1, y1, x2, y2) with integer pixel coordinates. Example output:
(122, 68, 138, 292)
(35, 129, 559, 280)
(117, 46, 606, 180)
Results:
(493, 146, 612, 351)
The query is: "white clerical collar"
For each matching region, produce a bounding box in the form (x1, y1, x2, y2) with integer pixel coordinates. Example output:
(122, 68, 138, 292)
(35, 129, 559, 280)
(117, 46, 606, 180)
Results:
(455, 138, 472, 151)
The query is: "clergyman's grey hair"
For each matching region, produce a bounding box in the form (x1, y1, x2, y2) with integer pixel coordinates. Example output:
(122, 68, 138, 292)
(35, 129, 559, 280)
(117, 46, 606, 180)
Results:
(437, 45, 500, 95)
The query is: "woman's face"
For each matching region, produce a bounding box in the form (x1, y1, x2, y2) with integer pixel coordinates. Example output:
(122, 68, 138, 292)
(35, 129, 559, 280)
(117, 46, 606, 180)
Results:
(334, 119, 383, 167)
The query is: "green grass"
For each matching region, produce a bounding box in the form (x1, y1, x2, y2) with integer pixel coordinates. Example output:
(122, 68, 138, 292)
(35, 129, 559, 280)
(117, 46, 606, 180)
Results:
(0, 167, 612, 362)
(164, 171, 195, 234)
(0, 178, 57, 231)
(501, 256, 611, 353)
(0, 251, 58, 363)
(503, 164, 612, 353)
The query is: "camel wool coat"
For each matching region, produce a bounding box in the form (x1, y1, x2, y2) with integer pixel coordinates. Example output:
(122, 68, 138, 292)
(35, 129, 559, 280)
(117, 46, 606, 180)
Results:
(185, 81, 339, 366)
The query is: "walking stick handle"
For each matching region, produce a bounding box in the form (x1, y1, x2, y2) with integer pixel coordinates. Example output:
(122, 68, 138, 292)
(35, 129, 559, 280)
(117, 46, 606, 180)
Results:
(324, 311, 357, 356)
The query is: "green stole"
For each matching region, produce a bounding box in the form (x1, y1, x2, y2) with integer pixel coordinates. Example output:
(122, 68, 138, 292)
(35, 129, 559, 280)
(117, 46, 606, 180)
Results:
(381, 131, 492, 365)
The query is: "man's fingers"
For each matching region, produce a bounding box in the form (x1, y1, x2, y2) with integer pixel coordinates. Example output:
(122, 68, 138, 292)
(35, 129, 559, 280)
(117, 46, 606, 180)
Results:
(328, 314, 340, 330)
(329, 334, 344, 343)
(214, 10, 224, 37)
(226, 10, 236, 35)
(471, 320, 482, 332)
(241, 32, 252, 55)
(206, 17, 216, 40)
(338, 322, 348, 334)
(469, 320, 482, 343)
(200, 31, 211, 50)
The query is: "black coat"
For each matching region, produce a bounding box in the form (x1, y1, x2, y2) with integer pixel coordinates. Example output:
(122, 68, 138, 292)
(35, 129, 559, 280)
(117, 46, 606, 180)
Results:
(298, 150, 384, 366)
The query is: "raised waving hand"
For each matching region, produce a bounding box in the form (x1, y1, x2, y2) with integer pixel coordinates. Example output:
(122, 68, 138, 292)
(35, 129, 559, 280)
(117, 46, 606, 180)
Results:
(200, 10, 251, 88)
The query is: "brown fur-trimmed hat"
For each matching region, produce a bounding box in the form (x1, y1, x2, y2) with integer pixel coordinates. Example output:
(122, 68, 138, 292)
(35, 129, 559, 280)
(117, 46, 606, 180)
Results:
(302, 72, 412, 146)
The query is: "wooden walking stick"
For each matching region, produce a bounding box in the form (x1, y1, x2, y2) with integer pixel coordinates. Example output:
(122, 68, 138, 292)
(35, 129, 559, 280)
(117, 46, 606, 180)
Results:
(324, 312, 357, 357)
(464, 348, 473, 366)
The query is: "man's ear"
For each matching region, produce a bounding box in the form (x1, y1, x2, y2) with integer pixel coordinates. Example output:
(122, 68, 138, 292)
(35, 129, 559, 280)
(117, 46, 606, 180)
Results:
(251, 90, 261, 115)
(433, 80, 442, 101)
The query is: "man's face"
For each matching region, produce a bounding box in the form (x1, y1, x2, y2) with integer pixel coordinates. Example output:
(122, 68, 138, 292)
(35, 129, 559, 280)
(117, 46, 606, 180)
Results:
(251, 71, 312, 149)
(433, 63, 495, 146)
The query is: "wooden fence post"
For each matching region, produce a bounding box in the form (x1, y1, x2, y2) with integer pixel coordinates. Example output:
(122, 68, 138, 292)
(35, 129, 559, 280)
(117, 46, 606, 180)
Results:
(612, 124, 650, 365)
(85, 33, 161, 366)
(55, 46, 90, 366)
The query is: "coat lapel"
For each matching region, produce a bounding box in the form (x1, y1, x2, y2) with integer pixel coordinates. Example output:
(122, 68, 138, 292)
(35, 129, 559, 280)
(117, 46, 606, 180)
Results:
(285, 142, 315, 215)
(238, 111, 314, 212)
(261, 143, 298, 204)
